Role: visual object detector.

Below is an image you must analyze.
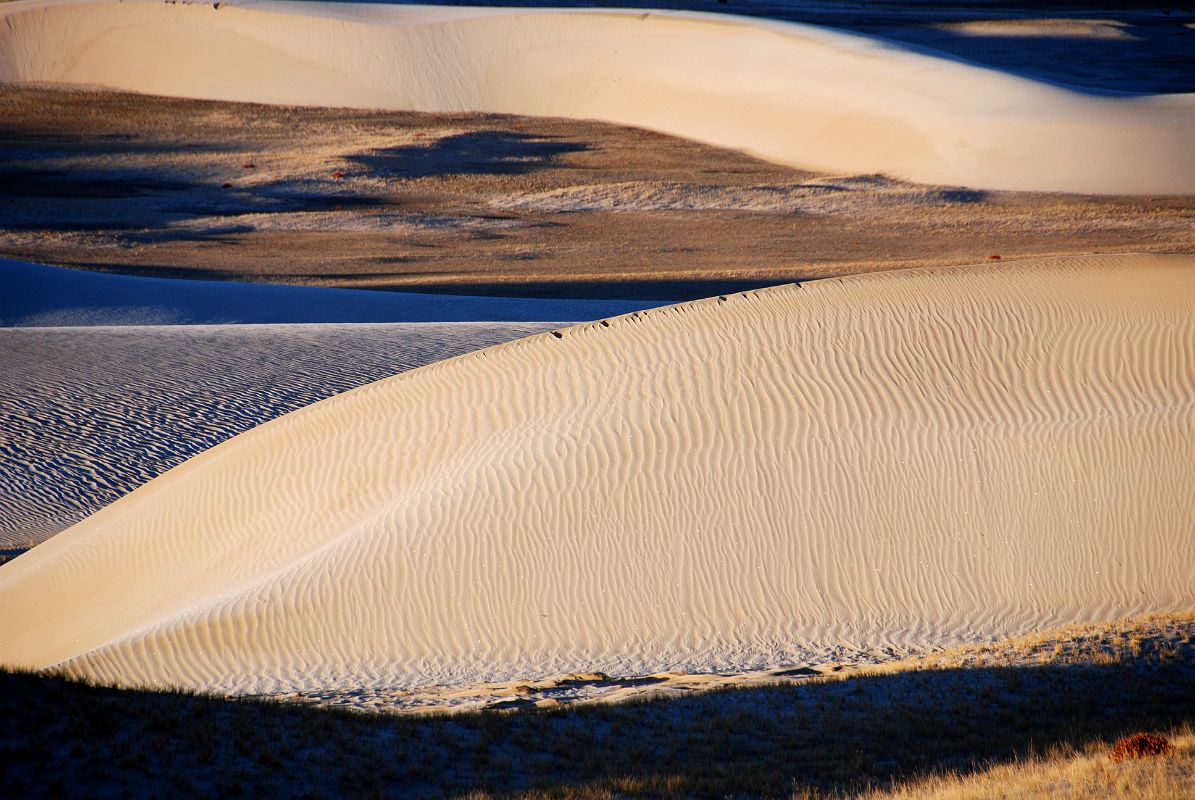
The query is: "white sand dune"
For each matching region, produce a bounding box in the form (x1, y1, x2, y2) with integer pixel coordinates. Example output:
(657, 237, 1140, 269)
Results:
(0, 321, 558, 549)
(1, 1, 1193, 194)
(1, 254, 1191, 693)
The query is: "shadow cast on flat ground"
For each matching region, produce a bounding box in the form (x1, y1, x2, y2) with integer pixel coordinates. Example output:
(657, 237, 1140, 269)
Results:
(363, 276, 792, 301)
(0, 169, 194, 200)
(29, 262, 749, 301)
(3, 656, 1193, 798)
(346, 131, 590, 179)
(0, 130, 589, 231)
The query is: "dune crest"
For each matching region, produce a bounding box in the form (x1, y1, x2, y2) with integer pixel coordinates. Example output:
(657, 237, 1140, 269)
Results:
(1, 1, 1194, 193)
(0, 254, 1192, 693)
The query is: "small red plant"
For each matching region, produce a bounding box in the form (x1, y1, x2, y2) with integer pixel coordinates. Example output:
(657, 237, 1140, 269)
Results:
(1109, 732, 1173, 763)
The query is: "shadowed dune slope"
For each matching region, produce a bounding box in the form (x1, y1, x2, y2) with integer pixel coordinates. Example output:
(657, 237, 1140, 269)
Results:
(0, 259, 657, 326)
(1, 255, 1192, 693)
(1, 1, 1194, 193)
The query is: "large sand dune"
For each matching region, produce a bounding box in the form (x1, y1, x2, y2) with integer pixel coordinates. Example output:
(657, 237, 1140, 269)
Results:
(1, 254, 1191, 693)
(1, 1, 1193, 194)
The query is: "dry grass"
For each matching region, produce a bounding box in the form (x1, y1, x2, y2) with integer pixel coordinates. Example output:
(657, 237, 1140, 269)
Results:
(872, 613, 1195, 674)
(858, 728, 1193, 800)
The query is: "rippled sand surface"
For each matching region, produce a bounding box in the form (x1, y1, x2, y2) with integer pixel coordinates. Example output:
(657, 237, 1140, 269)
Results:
(0, 322, 559, 549)
(2, 255, 1190, 694)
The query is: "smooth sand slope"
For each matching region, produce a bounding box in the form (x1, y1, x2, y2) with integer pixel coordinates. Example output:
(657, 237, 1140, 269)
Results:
(1, 254, 1192, 693)
(0, 321, 559, 549)
(1, 1, 1193, 194)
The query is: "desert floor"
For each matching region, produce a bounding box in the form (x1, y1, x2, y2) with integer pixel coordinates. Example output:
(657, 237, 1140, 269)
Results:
(3, 85, 1193, 300)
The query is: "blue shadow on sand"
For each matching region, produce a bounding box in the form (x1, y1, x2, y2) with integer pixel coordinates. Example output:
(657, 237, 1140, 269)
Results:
(0, 260, 665, 327)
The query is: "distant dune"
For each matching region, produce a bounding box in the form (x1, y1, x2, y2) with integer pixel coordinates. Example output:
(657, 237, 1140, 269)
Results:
(1, 254, 1191, 693)
(2, 1, 1194, 193)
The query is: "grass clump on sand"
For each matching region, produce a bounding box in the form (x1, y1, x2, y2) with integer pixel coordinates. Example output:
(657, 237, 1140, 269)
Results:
(2, 613, 1193, 798)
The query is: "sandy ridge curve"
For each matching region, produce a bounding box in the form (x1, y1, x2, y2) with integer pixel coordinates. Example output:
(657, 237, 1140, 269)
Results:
(0, 254, 1192, 693)
(1, 0, 1194, 193)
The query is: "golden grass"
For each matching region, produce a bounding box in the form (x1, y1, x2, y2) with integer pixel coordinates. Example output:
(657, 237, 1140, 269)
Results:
(852, 612, 1195, 678)
(860, 728, 1194, 800)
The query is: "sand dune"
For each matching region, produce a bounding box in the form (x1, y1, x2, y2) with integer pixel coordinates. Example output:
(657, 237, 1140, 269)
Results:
(1, 2, 1193, 194)
(1, 254, 1191, 693)
(0, 321, 558, 549)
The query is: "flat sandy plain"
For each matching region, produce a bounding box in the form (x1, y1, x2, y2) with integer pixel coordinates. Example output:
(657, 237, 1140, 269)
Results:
(2, 85, 1194, 299)
(0, 1, 1193, 796)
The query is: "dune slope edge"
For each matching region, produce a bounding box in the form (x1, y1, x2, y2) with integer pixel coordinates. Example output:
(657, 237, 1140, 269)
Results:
(0, 254, 1192, 693)
(1, 1, 1194, 193)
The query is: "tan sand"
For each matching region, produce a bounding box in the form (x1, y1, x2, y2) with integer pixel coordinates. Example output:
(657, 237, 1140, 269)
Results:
(0, 254, 1191, 693)
(1, 1, 1194, 193)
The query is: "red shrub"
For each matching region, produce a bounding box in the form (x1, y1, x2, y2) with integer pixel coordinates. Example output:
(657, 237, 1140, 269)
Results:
(1109, 732, 1173, 763)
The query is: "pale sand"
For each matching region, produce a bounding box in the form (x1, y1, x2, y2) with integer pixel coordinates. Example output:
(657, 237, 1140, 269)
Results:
(0, 321, 560, 550)
(1, 254, 1191, 693)
(2, 1, 1194, 194)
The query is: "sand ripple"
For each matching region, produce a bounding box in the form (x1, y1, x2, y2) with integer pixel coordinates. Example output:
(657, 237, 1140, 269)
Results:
(0, 323, 557, 548)
(0, 255, 1192, 693)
